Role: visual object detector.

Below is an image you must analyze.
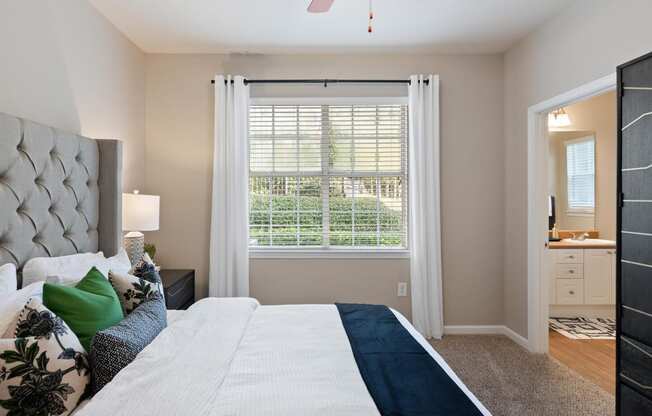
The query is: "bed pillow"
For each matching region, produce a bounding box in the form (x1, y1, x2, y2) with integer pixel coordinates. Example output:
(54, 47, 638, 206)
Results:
(89, 294, 167, 393)
(131, 254, 165, 303)
(43, 267, 124, 351)
(22, 252, 107, 287)
(108, 271, 164, 315)
(0, 299, 90, 416)
(0, 282, 44, 337)
(131, 254, 162, 284)
(105, 249, 132, 275)
(0, 264, 16, 296)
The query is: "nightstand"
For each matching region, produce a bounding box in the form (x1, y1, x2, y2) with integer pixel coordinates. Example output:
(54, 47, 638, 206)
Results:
(159, 269, 195, 310)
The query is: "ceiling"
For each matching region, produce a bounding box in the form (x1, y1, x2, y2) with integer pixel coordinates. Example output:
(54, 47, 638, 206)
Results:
(89, 0, 571, 54)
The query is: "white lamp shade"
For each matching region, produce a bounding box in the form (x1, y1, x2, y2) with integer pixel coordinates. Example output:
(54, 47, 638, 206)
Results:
(122, 193, 160, 232)
(548, 112, 571, 128)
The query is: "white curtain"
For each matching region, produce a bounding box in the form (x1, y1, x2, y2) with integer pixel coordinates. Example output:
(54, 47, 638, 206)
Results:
(209, 75, 250, 297)
(408, 74, 443, 339)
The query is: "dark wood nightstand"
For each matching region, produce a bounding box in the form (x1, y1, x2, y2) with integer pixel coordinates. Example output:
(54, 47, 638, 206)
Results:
(159, 269, 195, 310)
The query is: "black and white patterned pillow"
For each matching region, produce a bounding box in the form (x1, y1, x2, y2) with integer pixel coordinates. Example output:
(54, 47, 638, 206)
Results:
(131, 253, 162, 286)
(0, 299, 90, 416)
(89, 294, 167, 393)
(108, 271, 164, 315)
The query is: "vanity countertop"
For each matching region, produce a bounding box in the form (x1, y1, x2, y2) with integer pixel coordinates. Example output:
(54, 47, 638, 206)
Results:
(548, 238, 616, 249)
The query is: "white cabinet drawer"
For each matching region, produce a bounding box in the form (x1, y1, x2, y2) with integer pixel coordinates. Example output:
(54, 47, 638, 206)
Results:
(555, 263, 583, 279)
(555, 249, 583, 264)
(556, 279, 584, 304)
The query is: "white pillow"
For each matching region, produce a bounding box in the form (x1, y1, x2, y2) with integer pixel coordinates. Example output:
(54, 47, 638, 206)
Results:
(108, 270, 165, 314)
(0, 263, 16, 295)
(0, 281, 44, 336)
(106, 248, 132, 274)
(21, 251, 107, 287)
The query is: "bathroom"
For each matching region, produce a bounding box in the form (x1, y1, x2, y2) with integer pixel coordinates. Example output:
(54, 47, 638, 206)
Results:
(546, 90, 617, 394)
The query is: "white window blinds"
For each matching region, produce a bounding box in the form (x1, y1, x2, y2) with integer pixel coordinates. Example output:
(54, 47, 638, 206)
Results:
(565, 137, 595, 211)
(249, 103, 408, 248)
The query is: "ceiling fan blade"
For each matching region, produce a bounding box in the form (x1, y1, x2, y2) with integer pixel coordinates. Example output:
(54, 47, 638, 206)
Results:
(307, 0, 334, 13)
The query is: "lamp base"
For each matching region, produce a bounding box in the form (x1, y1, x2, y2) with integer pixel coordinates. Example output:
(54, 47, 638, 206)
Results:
(123, 231, 144, 266)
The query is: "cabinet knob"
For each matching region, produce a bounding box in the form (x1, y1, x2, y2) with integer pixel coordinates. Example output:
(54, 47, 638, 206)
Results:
(569, 256, 574, 259)
(569, 270, 574, 274)
(569, 290, 575, 295)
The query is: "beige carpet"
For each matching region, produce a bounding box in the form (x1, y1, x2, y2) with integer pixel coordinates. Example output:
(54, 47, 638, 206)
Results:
(430, 335, 614, 416)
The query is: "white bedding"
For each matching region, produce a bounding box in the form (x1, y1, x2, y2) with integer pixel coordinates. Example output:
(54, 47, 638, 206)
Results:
(165, 309, 186, 325)
(75, 299, 490, 416)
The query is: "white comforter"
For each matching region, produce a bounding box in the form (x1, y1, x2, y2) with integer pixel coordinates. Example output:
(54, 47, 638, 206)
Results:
(76, 298, 491, 416)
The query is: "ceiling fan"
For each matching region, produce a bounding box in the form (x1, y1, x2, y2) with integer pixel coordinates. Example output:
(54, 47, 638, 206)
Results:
(307, 0, 335, 13)
(307, 0, 375, 32)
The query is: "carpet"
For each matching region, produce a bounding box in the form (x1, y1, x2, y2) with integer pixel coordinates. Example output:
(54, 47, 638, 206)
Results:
(430, 335, 614, 416)
(549, 317, 616, 339)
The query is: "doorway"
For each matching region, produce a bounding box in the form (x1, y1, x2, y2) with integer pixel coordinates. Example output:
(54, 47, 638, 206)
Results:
(545, 91, 617, 394)
(526, 73, 616, 357)
(526, 75, 618, 397)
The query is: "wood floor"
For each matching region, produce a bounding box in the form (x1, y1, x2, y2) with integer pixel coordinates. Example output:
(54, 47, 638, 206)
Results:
(548, 329, 616, 394)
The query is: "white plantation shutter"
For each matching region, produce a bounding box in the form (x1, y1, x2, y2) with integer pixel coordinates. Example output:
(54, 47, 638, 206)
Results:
(249, 103, 408, 248)
(566, 137, 595, 211)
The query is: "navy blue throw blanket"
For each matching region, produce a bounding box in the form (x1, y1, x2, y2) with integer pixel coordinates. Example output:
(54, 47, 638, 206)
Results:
(336, 303, 483, 416)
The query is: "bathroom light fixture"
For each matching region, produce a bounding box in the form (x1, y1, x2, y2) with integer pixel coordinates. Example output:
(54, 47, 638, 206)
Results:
(548, 107, 571, 129)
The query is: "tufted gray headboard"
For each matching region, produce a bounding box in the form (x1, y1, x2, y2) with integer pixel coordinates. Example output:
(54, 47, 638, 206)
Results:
(0, 113, 122, 287)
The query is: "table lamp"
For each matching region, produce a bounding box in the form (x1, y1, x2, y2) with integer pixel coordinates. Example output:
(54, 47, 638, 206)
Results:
(122, 190, 160, 266)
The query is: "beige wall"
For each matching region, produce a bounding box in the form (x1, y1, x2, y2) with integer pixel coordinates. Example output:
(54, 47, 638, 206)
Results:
(144, 53, 505, 324)
(4, 0, 645, 335)
(0, 0, 146, 191)
(504, 0, 652, 337)
(548, 91, 617, 238)
(251, 259, 411, 315)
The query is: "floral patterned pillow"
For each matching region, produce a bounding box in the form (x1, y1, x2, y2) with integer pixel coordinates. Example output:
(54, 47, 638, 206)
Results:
(0, 299, 90, 416)
(108, 271, 164, 315)
(131, 254, 162, 285)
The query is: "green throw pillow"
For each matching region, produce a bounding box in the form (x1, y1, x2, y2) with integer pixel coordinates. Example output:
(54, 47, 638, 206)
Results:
(43, 266, 124, 351)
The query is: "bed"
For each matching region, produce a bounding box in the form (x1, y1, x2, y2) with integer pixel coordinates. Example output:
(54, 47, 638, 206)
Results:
(0, 112, 490, 416)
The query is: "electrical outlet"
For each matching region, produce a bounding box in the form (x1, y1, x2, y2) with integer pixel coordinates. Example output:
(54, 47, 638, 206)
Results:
(397, 282, 408, 297)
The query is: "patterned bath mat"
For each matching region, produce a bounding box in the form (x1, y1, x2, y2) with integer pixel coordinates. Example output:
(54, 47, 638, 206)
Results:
(549, 317, 616, 339)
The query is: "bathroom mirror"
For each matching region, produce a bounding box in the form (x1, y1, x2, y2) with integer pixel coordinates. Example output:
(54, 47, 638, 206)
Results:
(548, 132, 596, 231)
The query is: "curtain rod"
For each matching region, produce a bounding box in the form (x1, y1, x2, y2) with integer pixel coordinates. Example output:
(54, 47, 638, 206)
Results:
(210, 78, 428, 86)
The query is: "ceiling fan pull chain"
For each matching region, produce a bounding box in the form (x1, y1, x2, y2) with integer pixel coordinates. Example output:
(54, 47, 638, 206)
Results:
(368, 0, 374, 33)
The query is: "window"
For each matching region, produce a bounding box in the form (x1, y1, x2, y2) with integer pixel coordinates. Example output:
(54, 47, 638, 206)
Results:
(565, 137, 595, 213)
(248, 101, 408, 250)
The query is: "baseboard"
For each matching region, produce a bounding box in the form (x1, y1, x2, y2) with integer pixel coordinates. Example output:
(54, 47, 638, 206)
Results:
(500, 326, 530, 350)
(443, 325, 530, 351)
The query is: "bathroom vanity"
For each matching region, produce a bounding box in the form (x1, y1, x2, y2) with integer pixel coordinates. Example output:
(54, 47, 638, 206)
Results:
(548, 239, 616, 315)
